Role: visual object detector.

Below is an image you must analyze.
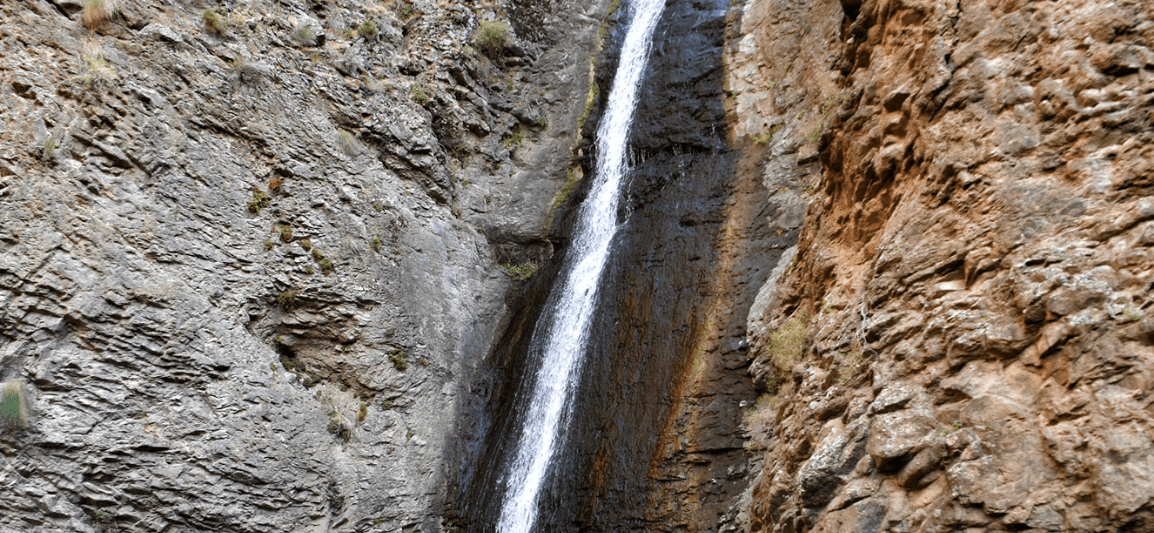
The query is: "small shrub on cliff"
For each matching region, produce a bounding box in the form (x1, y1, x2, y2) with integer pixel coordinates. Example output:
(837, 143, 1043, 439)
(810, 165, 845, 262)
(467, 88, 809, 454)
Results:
(502, 128, 524, 149)
(395, 1, 416, 20)
(501, 262, 538, 281)
(357, 20, 378, 39)
(327, 418, 351, 442)
(79, 57, 118, 93)
(410, 84, 430, 106)
(274, 223, 293, 242)
(202, 9, 228, 35)
(476, 20, 509, 57)
(82, 0, 116, 30)
(389, 349, 408, 371)
(1, 381, 28, 430)
(247, 187, 271, 214)
(766, 311, 809, 372)
(310, 247, 333, 275)
(318, 257, 334, 275)
(276, 290, 296, 308)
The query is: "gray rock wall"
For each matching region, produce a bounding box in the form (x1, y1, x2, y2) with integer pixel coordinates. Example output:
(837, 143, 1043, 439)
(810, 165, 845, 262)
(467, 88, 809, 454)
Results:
(0, 0, 607, 531)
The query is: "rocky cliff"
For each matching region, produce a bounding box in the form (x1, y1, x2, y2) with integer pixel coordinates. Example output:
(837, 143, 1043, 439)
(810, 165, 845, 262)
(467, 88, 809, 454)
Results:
(729, 0, 1154, 531)
(0, 0, 607, 531)
(3, 0, 1153, 531)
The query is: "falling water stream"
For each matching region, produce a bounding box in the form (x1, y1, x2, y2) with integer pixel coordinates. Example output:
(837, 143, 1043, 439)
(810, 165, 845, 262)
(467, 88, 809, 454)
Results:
(495, 0, 667, 531)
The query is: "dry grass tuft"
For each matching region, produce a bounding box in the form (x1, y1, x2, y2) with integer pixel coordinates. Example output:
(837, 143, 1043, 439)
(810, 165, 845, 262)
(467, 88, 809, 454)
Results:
(82, 0, 117, 30)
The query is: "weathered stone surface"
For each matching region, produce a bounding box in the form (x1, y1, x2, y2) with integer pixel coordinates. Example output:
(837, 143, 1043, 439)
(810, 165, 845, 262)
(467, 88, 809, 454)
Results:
(731, 0, 1154, 531)
(0, 0, 605, 531)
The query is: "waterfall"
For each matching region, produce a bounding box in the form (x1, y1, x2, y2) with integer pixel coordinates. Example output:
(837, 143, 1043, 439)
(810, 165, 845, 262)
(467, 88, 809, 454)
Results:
(495, 0, 666, 531)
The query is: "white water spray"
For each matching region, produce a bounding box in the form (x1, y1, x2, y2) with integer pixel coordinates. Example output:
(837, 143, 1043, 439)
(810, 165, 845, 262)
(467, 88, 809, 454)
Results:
(495, 0, 666, 531)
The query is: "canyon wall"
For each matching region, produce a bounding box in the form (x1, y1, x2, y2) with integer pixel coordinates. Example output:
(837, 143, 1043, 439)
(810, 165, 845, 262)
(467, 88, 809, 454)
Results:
(729, 0, 1154, 531)
(0, 0, 608, 531)
(3, 0, 1153, 531)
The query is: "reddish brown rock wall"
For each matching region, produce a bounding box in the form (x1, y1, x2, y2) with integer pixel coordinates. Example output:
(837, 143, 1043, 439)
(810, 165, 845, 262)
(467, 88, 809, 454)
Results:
(730, 0, 1154, 531)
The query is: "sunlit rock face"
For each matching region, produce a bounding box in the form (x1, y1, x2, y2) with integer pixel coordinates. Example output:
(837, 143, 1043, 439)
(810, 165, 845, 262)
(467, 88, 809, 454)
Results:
(730, 0, 1154, 531)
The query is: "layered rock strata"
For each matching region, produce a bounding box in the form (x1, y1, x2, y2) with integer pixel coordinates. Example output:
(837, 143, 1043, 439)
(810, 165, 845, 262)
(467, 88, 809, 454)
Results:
(0, 0, 606, 531)
(730, 0, 1154, 531)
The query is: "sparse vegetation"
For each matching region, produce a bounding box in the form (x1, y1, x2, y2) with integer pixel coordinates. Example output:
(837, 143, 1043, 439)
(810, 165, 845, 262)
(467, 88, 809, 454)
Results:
(268, 177, 283, 193)
(247, 187, 271, 214)
(274, 223, 293, 242)
(389, 349, 408, 371)
(836, 347, 866, 385)
(395, 1, 416, 20)
(276, 290, 296, 308)
(82, 0, 116, 30)
(263, 239, 274, 251)
(553, 167, 581, 208)
(752, 124, 783, 145)
(372, 235, 383, 252)
(299, 239, 312, 252)
(42, 138, 56, 160)
(357, 20, 378, 39)
(410, 84, 429, 105)
(501, 262, 538, 281)
(475, 20, 509, 57)
(291, 24, 316, 46)
(311, 248, 334, 274)
(1, 381, 28, 430)
(766, 311, 809, 373)
(79, 57, 117, 93)
(358, 402, 368, 423)
(576, 61, 599, 132)
(231, 58, 265, 85)
(502, 128, 524, 149)
(327, 418, 351, 442)
(203, 9, 228, 35)
(337, 129, 359, 155)
(742, 393, 778, 432)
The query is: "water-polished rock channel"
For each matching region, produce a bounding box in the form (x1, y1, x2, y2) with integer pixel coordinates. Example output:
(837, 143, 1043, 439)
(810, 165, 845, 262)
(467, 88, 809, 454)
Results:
(452, 0, 766, 529)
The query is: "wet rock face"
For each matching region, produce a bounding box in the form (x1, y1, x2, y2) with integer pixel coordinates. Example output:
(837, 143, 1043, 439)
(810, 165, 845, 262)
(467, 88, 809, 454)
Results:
(454, 0, 783, 530)
(0, 0, 602, 531)
(731, 0, 1154, 531)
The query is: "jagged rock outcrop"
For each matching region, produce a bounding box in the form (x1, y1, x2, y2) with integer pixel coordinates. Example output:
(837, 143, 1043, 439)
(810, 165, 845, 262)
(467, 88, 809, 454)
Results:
(0, 0, 606, 531)
(730, 0, 1154, 531)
